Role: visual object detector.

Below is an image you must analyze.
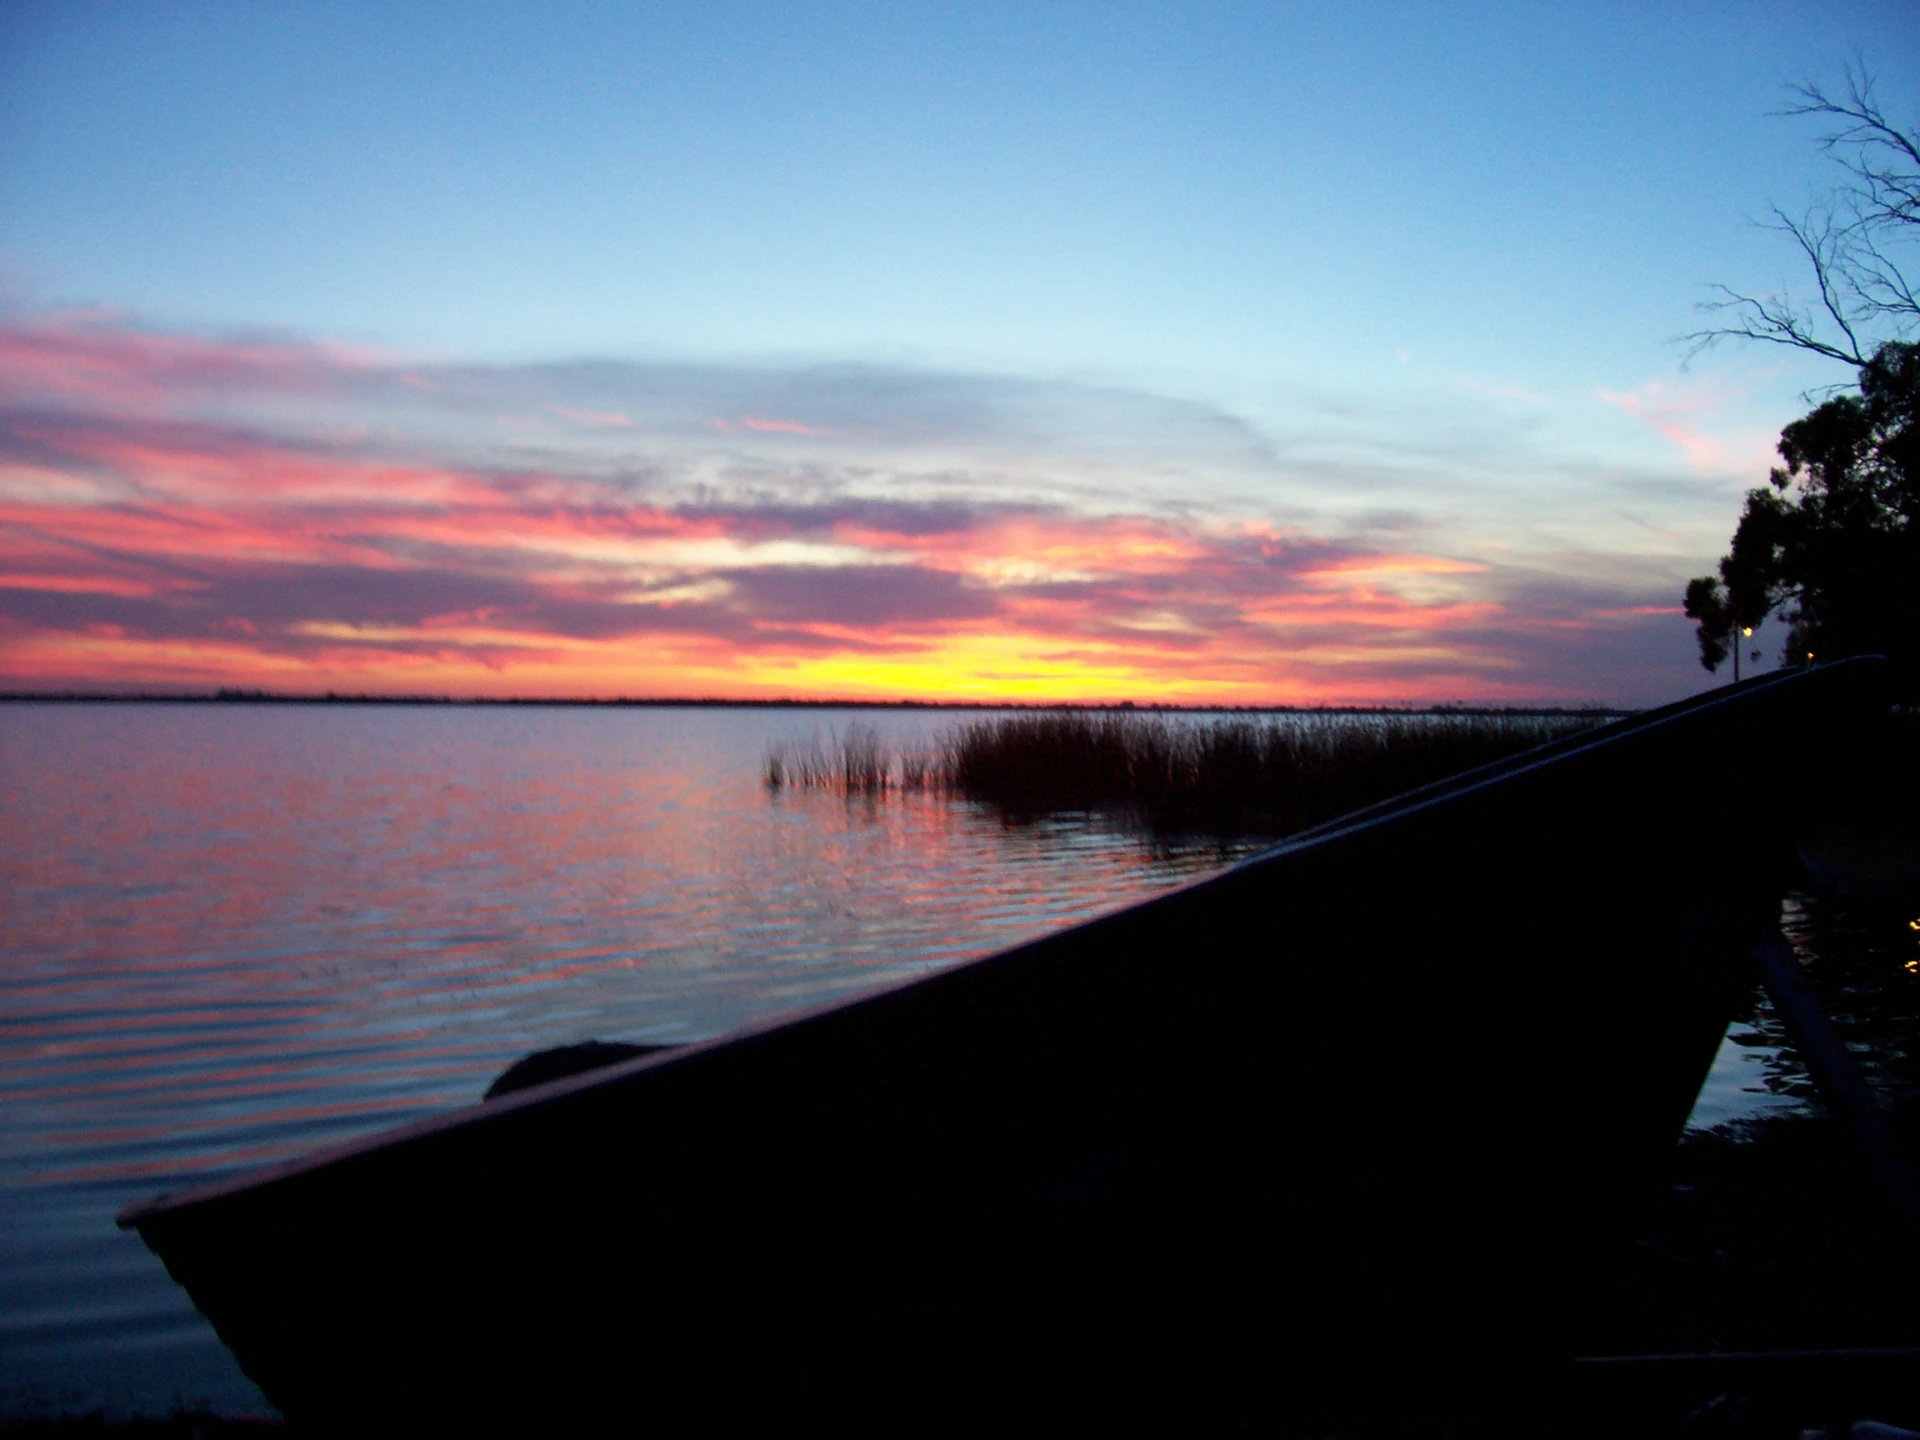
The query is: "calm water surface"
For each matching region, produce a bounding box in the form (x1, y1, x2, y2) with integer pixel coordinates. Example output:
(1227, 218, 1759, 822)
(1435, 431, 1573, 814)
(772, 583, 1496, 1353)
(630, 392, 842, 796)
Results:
(0, 703, 1259, 1417)
(2, 703, 1905, 1418)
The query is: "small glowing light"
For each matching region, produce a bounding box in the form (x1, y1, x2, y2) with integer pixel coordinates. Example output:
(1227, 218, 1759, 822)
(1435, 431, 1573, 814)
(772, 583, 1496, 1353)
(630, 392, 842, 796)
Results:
(1907, 960, 1920, 974)
(1910, 919, 1920, 931)
(1742, 627, 1753, 637)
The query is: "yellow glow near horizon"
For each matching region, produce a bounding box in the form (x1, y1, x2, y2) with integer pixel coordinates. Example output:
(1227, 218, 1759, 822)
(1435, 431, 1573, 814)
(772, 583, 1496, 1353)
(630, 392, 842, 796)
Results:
(7, 625, 1309, 704)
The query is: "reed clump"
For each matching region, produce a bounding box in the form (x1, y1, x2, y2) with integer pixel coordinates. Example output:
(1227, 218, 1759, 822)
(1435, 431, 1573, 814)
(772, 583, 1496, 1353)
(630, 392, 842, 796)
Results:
(766, 710, 1616, 836)
(941, 710, 1614, 836)
(764, 724, 939, 798)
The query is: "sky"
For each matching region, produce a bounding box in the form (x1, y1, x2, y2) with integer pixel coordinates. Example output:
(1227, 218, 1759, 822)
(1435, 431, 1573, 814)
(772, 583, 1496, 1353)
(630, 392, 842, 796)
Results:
(1, 2, 1914, 705)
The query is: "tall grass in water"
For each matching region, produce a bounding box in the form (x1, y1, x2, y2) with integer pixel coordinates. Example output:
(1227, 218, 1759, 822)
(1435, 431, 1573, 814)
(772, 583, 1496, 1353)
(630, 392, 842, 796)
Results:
(764, 724, 938, 797)
(766, 711, 1616, 835)
(942, 711, 1613, 836)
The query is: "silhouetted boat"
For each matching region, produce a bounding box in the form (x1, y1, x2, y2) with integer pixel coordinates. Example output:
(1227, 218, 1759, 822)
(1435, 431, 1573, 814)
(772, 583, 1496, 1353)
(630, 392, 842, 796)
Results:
(119, 660, 1888, 1429)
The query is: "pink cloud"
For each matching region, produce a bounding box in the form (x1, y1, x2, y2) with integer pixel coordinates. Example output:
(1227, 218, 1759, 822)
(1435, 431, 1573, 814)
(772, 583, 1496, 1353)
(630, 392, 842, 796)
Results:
(547, 404, 633, 430)
(0, 411, 1546, 698)
(0, 313, 383, 408)
(1596, 379, 1778, 477)
(709, 415, 832, 436)
(0, 309, 1692, 703)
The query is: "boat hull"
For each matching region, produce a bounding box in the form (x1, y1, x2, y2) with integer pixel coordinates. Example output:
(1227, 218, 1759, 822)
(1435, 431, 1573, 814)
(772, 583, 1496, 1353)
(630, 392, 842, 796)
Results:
(120, 663, 1885, 1427)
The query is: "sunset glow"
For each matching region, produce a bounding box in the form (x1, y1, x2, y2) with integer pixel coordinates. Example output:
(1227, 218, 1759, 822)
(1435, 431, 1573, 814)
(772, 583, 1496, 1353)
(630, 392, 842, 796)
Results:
(2, 2, 1884, 705)
(0, 312, 1726, 703)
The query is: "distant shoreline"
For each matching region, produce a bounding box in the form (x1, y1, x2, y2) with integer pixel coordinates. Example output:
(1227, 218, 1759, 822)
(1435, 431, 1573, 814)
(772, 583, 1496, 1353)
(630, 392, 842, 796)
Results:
(0, 690, 1637, 717)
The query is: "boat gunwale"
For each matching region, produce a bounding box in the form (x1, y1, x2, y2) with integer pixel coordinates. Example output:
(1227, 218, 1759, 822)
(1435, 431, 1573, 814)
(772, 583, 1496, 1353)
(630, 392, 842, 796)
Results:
(116, 660, 1878, 1232)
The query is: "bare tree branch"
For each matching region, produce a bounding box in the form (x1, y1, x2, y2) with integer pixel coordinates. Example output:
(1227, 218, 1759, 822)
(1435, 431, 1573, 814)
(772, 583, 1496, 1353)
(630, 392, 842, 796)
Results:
(1687, 64, 1918, 369)
(1782, 64, 1920, 173)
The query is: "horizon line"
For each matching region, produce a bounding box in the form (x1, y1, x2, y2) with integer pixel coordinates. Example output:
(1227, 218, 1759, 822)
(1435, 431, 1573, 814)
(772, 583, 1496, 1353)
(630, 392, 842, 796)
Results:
(0, 688, 1639, 716)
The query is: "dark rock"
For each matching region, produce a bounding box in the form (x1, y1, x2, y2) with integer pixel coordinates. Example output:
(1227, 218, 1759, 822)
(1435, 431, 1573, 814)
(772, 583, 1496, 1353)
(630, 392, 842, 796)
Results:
(482, 1040, 675, 1101)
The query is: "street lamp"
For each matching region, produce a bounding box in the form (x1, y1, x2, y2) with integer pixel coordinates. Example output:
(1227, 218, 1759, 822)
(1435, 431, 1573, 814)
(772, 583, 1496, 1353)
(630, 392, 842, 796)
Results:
(1735, 626, 1752, 682)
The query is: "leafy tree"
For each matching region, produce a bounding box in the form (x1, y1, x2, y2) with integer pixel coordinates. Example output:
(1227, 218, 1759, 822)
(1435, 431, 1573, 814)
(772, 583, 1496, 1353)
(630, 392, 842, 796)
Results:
(1683, 340, 1919, 685)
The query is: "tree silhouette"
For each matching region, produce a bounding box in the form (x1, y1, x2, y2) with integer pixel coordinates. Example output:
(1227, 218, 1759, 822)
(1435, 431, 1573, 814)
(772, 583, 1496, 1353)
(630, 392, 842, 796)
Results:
(1683, 68, 1917, 691)
(1684, 341, 1918, 687)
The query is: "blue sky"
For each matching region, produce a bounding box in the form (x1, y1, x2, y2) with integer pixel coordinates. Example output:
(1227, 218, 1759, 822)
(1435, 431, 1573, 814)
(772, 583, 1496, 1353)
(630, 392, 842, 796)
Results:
(0, 2, 1914, 702)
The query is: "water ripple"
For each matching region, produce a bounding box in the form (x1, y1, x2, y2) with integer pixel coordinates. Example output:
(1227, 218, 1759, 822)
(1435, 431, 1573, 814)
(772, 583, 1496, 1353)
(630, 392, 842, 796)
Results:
(0, 703, 1244, 1417)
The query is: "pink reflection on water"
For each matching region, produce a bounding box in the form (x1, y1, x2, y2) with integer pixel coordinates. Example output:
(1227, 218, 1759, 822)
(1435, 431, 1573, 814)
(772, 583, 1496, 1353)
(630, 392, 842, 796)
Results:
(2, 702, 1250, 1413)
(2, 702, 1240, 1188)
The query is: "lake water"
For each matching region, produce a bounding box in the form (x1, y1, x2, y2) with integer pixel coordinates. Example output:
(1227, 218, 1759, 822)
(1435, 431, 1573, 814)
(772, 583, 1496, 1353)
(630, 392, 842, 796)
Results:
(0, 702, 1885, 1419)
(0, 702, 1263, 1418)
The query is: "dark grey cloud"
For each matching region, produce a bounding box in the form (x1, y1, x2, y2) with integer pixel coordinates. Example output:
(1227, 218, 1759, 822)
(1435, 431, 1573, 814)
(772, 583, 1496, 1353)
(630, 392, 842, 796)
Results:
(723, 565, 998, 627)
